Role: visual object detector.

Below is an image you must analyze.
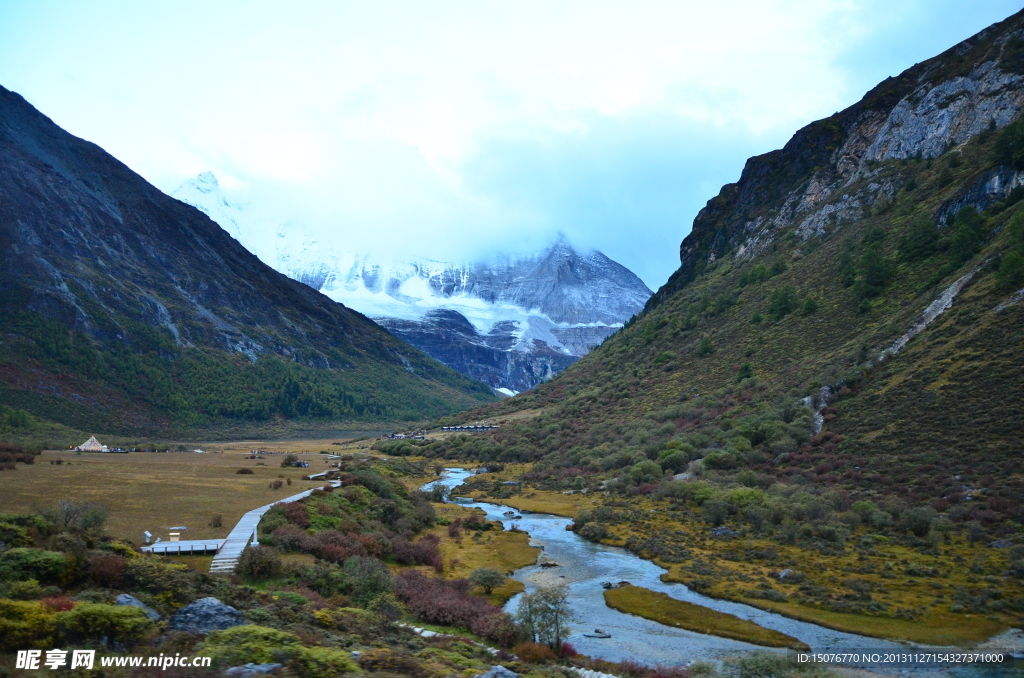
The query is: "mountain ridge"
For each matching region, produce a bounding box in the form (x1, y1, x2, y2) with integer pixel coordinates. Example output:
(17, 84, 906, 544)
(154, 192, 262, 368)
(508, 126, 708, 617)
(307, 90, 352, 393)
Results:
(0, 85, 495, 435)
(171, 174, 653, 392)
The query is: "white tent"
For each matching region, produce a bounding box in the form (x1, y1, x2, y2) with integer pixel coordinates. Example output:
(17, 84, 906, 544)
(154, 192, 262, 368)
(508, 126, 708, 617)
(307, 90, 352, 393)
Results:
(76, 436, 108, 452)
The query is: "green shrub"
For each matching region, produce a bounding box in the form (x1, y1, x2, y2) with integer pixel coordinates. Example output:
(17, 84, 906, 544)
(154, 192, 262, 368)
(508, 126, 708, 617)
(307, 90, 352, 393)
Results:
(199, 625, 303, 666)
(767, 286, 798, 320)
(900, 215, 941, 261)
(54, 603, 153, 646)
(0, 599, 57, 651)
(854, 243, 891, 298)
(0, 548, 67, 584)
(995, 118, 1024, 169)
(577, 522, 609, 542)
(629, 460, 663, 484)
(900, 506, 938, 537)
(998, 251, 1024, 288)
(801, 297, 819, 315)
(468, 568, 506, 595)
(0, 578, 50, 600)
(124, 557, 196, 602)
(341, 556, 394, 607)
(696, 336, 715, 357)
(290, 645, 360, 677)
(236, 545, 283, 581)
(703, 500, 732, 526)
(659, 450, 689, 474)
(0, 523, 32, 548)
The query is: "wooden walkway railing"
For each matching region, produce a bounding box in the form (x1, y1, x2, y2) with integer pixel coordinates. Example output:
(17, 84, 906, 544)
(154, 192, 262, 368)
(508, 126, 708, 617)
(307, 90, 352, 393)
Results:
(208, 482, 340, 573)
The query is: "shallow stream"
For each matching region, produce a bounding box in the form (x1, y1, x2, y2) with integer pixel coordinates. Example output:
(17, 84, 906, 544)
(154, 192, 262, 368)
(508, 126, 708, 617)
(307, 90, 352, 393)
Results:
(422, 468, 1020, 676)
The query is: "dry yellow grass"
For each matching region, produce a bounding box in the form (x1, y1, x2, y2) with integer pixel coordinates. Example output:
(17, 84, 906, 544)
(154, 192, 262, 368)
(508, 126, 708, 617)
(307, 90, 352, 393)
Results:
(604, 585, 809, 650)
(428, 503, 540, 604)
(0, 449, 335, 543)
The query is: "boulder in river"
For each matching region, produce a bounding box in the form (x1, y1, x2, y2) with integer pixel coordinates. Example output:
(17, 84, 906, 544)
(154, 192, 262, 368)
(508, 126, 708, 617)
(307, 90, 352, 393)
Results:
(168, 597, 243, 634)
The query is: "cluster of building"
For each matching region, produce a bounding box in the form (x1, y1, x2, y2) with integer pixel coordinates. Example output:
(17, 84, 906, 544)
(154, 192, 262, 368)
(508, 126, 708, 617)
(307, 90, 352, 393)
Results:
(384, 432, 426, 440)
(440, 425, 500, 432)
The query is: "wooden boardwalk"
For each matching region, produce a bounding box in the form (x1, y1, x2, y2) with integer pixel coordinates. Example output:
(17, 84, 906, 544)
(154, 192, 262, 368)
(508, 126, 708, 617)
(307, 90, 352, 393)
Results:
(208, 482, 339, 573)
(142, 539, 223, 555)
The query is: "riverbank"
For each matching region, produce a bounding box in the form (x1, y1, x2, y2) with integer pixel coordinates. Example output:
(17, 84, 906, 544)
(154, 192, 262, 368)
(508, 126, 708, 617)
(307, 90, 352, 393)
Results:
(445, 464, 1019, 647)
(604, 585, 809, 651)
(428, 468, 942, 670)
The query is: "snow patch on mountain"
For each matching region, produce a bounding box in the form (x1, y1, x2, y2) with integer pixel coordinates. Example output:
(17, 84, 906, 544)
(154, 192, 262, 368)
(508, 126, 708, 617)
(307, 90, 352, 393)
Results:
(171, 172, 652, 390)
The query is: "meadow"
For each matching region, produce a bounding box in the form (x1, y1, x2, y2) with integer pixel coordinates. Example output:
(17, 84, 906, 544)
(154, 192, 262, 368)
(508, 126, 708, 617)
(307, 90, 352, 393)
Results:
(0, 441, 358, 543)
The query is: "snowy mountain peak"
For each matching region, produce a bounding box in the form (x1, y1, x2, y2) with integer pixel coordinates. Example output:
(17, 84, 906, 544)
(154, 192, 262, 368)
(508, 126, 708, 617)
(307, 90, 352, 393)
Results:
(169, 171, 653, 392)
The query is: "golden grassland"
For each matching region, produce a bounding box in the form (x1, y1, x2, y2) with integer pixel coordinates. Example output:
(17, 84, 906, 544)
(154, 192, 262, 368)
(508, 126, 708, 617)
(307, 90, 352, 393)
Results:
(607, 498, 1015, 645)
(1, 446, 538, 607)
(0, 448, 347, 543)
(604, 585, 809, 650)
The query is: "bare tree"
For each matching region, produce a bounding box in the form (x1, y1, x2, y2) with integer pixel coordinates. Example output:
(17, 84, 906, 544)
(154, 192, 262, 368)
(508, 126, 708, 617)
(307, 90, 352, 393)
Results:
(43, 500, 108, 533)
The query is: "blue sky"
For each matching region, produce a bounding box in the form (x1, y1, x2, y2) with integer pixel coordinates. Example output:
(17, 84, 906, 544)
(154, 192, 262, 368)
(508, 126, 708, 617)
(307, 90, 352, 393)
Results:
(1, 1, 1021, 288)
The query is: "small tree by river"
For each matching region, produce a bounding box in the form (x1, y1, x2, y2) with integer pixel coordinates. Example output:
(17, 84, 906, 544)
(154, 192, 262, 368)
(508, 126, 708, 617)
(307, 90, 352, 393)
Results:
(515, 586, 572, 650)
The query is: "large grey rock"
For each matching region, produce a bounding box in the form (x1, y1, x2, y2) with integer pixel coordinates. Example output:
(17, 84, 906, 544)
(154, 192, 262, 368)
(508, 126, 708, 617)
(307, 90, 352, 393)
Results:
(169, 597, 243, 634)
(224, 663, 282, 677)
(115, 594, 160, 621)
(476, 666, 518, 678)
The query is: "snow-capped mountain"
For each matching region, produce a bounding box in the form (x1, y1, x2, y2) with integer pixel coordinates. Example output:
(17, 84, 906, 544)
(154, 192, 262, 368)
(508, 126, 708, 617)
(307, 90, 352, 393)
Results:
(171, 172, 653, 393)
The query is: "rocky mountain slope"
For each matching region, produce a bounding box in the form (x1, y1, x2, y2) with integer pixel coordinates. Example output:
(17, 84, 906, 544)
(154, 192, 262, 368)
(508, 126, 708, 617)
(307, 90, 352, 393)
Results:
(410, 10, 1024, 639)
(0, 85, 495, 436)
(172, 174, 653, 393)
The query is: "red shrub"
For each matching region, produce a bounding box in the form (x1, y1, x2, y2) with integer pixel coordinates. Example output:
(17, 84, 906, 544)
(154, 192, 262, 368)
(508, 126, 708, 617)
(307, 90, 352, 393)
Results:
(395, 570, 500, 630)
(357, 532, 391, 559)
(88, 554, 127, 588)
(313, 530, 367, 562)
(471, 612, 523, 647)
(40, 596, 75, 612)
(392, 534, 442, 568)
(512, 642, 555, 663)
(284, 501, 311, 528)
(560, 641, 578, 657)
(271, 524, 314, 552)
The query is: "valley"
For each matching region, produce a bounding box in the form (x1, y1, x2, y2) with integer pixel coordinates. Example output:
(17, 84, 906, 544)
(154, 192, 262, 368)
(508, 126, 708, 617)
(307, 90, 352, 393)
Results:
(4, 6, 1024, 678)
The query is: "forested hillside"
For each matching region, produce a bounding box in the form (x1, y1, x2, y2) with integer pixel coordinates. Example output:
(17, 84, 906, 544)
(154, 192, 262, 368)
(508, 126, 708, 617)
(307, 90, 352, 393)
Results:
(0, 86, 495, 437)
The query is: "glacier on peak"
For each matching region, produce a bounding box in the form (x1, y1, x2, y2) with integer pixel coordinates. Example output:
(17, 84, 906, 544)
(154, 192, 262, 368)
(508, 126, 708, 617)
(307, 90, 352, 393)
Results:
(170, 172, 652, 392)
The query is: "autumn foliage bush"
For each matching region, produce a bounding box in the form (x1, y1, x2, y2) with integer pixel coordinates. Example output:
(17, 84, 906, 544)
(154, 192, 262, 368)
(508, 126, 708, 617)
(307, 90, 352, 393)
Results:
(395, 570, 506, 638)
(391, 533, 443, 571)
(512, 642, 556, 663)
(88, 554, 128, 588)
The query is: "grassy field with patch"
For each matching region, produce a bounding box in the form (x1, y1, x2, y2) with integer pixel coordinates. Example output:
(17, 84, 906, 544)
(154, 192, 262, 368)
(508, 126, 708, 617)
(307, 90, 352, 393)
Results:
(592, 494, 1015, 645)
(427, 503, 540, 604)
(604, 585, 809, 650)
(0, 447, 346, 543)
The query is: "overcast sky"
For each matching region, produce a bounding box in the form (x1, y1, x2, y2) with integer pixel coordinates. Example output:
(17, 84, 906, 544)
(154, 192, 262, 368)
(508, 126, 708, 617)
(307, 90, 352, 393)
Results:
(1, 1, 1020, 288)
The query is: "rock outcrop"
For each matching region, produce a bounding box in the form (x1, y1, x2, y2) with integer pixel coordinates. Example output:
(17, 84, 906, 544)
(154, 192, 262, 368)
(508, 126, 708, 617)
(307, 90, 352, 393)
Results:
(652, 15, 1024, 307)
(114, 594, 160, 621)
(167, 597, 244, 634)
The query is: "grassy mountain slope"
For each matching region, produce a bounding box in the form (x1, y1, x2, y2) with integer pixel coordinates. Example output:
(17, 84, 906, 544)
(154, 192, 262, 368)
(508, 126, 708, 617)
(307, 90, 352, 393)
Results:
(405, 10, 1024, 640)
(0, 85, 495, 437)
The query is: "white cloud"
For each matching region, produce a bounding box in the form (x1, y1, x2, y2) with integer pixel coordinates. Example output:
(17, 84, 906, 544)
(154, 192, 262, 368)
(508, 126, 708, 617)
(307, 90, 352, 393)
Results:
(0, 0, 1020, 285)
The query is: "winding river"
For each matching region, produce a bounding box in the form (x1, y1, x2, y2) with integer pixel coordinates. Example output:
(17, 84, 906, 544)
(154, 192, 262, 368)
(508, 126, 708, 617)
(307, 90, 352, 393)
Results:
(422, 468, 1018, 677)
